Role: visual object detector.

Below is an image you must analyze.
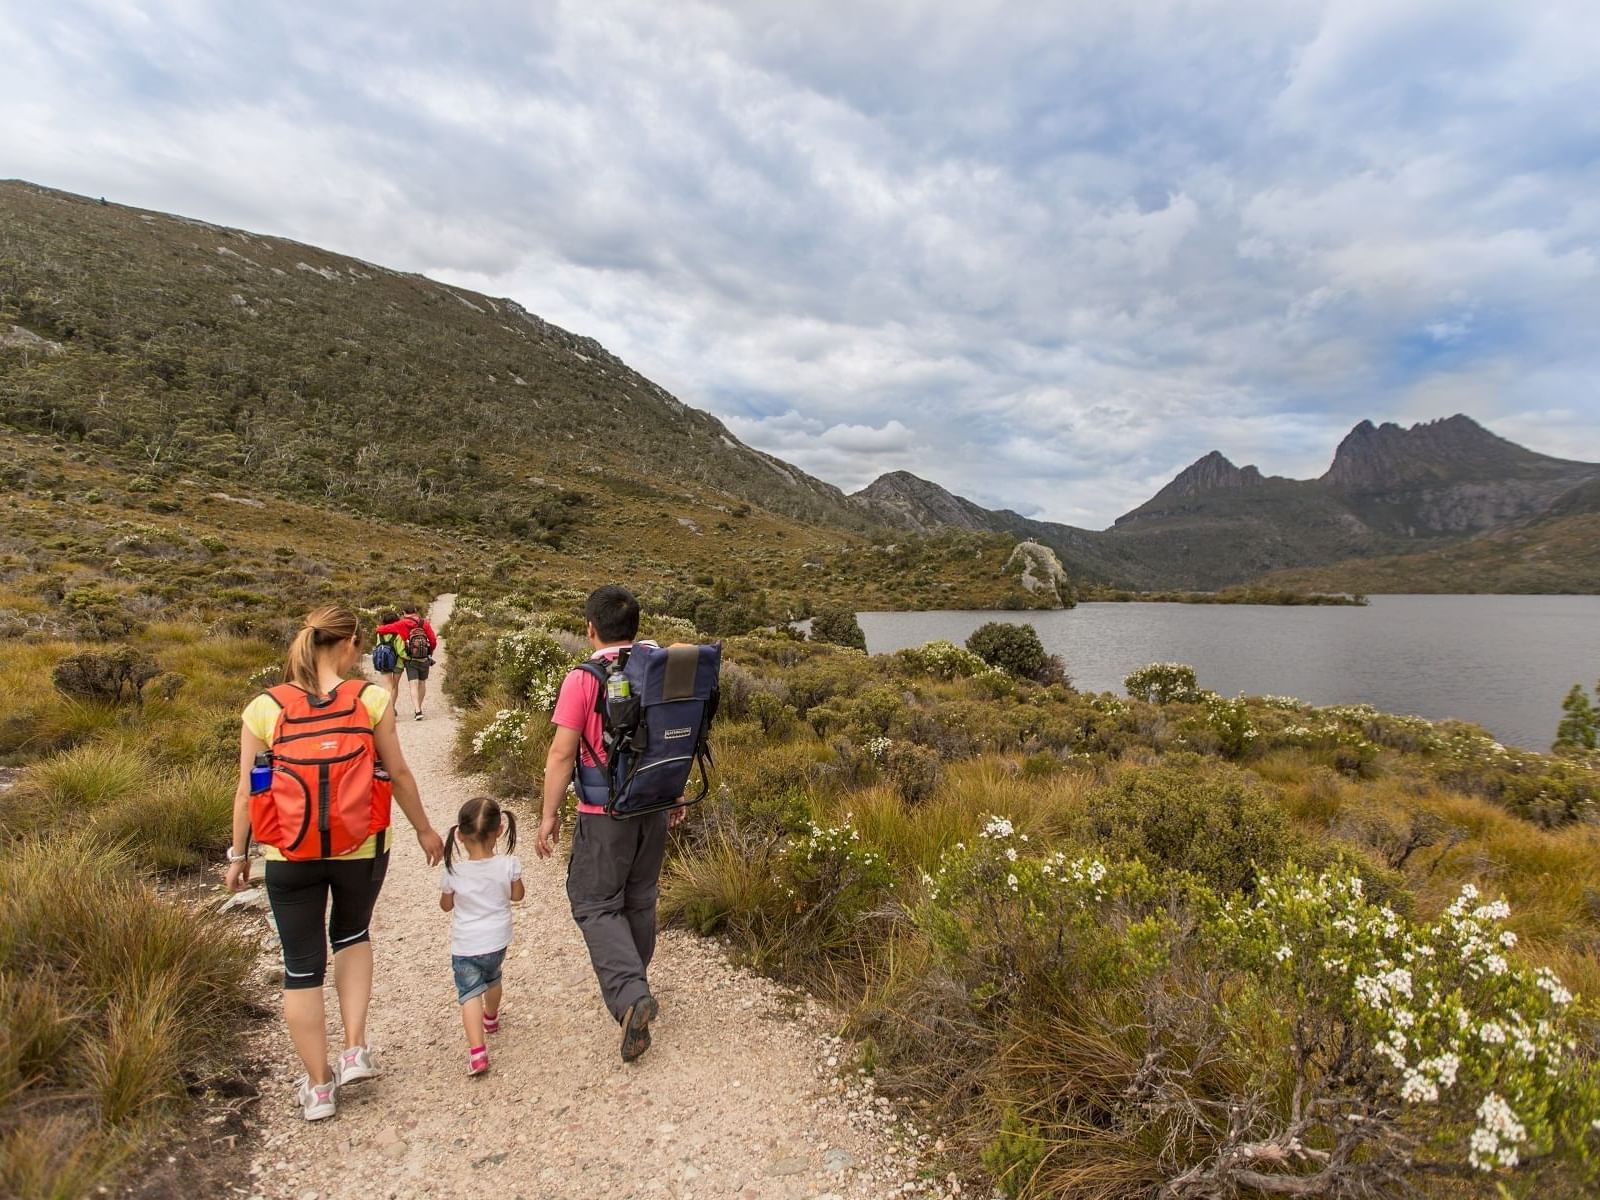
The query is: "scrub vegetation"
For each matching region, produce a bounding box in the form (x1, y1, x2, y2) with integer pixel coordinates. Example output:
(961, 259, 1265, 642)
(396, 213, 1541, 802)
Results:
(451, 592, 1600, 1198)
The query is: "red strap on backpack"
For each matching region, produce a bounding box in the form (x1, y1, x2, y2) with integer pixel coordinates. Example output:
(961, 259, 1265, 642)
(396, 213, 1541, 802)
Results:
(249, 680, 390, 859)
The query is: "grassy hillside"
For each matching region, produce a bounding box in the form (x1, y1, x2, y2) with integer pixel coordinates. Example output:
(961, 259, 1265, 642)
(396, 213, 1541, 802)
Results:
(1257, 512, 1600, 594)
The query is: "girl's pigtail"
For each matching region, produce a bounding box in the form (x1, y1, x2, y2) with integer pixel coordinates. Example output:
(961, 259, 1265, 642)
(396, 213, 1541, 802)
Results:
(501, 810, 517, 855)
(442, 824, 458, 874)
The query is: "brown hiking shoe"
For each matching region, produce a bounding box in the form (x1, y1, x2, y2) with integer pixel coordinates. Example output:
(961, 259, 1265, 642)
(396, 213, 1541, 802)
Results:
(620, 995, 658, 1063)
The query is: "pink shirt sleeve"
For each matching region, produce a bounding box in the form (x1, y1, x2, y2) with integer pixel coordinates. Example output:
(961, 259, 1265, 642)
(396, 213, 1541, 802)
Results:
(551, 667, 597, 733)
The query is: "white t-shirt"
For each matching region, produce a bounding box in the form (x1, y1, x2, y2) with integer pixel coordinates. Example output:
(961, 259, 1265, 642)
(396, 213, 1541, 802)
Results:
(440, 854, 522, 956)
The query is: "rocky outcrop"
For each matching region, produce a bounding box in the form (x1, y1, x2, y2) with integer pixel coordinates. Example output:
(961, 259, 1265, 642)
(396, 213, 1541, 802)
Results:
(1006, 540, 1074, 608)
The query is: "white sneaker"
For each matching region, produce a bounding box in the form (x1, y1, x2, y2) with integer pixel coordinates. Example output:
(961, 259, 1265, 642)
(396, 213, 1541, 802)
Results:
(296, 1074, 337, 1121)
(336, 1045, 377, 1086)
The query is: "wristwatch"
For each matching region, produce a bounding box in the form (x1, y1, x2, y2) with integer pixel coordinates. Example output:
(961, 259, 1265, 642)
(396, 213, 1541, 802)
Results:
(226, 846, 250, 864)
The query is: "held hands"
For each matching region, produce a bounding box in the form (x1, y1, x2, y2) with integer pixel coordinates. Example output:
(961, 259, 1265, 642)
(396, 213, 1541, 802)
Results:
(535, 813, 560, 859)
(417, 826, 445, 866)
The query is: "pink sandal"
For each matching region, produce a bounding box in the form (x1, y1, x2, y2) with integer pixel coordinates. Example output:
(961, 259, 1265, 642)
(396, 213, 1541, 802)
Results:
(468, 1046, 489, 1076)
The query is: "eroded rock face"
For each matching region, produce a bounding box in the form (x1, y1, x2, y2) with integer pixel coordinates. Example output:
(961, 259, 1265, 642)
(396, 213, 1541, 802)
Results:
(1006, 540, 1073, 608)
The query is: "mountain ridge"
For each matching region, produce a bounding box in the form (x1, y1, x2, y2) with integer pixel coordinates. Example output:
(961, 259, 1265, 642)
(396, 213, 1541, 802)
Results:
(853, 414, 1600, 591)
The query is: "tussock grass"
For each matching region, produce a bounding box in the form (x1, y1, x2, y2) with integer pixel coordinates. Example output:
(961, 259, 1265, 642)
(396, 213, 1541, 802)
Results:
(0, 837, 254, 1196)
(5, 740, 151, 833)
(94, 761, 235, 871)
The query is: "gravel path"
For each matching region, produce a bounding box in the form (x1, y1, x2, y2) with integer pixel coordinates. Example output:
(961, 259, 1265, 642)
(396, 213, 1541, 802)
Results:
(242, 595, 935, 1200)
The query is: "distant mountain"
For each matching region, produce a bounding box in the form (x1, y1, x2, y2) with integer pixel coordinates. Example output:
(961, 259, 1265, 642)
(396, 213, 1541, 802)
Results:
(849, 472, 1157, 587)
(853, 416, 1600, 591)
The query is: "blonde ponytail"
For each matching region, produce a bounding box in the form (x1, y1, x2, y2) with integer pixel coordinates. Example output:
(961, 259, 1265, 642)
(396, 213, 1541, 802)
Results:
(283, 604, 360, 693)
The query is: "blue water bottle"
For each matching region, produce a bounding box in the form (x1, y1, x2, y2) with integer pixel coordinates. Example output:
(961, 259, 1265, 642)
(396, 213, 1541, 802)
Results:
(250, 751, 273, 795)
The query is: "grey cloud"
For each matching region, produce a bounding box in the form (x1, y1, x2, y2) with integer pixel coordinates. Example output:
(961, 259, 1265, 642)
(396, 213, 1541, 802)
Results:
(2, 0, 1597, 526)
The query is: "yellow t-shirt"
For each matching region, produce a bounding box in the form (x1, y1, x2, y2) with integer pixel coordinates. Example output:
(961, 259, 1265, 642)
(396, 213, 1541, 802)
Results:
(243, 684, 391, 861)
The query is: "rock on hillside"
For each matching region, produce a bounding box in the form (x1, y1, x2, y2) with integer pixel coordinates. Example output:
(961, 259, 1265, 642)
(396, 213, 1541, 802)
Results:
(1006, 540, 1074, 608)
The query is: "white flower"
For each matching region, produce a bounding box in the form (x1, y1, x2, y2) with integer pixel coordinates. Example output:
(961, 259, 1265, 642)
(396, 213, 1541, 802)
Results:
(1005, 873, 1019, 892)
(1274, 945, 1293, 963)
(1479, 1022, 1507, 1045)
(981, 815, 1015, 840)
(1004, 847, 1018, 862)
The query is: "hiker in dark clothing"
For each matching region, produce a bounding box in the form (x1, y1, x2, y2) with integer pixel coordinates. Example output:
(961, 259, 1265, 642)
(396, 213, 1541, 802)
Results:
(535, 585, 684, 1062)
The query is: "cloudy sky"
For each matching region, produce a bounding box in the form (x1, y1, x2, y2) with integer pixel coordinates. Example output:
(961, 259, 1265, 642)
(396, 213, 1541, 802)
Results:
(3, 1, 1598, 526)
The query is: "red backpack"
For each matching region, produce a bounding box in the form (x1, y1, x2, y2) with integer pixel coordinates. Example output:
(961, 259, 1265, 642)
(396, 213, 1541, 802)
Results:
(250, 679, 391, 859)
(404, 622, 432, 662)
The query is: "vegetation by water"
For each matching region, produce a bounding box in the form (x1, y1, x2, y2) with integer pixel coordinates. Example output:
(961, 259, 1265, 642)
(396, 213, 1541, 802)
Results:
(449, 590, 1600, 1198)
(1081, 584, 1367, 606)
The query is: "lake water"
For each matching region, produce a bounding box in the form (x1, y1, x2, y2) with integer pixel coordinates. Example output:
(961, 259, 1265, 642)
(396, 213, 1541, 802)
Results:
(859, 596, 1600, 750)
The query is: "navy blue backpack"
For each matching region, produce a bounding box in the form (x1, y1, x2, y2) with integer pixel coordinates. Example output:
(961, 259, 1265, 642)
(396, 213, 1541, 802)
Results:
(573, 642, 721, 818)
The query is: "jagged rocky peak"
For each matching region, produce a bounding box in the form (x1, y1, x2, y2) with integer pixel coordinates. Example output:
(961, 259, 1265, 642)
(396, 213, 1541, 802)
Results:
(1321, 414, 1536, 489)
(1151, 450, 1266, 501)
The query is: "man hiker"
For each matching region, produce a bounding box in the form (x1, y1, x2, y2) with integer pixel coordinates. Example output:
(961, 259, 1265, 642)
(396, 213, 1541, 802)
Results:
(376, 605, 437, 720)
(535, 585, 685, 1062)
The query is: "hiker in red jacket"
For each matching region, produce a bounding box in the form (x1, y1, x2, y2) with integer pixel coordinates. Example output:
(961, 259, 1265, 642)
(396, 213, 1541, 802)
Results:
(376, 605, 438, 721)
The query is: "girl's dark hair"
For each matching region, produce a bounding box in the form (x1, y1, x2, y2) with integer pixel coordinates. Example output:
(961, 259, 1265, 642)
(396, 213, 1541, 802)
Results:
(442, 796, 516, 873)
(379, 609, 399, 624)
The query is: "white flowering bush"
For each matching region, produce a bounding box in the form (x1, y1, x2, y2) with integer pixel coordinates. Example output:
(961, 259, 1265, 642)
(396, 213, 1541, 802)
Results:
(1219, 868, 1600, 1182)
(469, 708, 529, 763)
(1124, 662, 1201, 705)
(494, 627, 580, 709)
(779, 818, 895, 944)
(1200, 691, 1257, 759)
(896, 640, 1003, 680)
(919, 821, 1600, 1193)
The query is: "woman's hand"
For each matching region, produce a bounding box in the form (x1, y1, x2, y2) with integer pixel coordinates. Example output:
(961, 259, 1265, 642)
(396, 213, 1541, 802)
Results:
(224, 858, 251, 893)
(416, 826, 445, 866)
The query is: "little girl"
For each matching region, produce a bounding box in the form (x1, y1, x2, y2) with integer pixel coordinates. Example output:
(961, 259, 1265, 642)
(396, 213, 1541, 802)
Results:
(439, 796, 524, 1076)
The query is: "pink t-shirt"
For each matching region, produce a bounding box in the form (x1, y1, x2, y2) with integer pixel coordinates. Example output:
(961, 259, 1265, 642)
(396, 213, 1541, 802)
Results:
(551, 645, 630, 815)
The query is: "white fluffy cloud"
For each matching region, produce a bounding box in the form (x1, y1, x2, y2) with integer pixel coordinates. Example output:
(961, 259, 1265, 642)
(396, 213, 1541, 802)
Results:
(2, 0, 1597, 525)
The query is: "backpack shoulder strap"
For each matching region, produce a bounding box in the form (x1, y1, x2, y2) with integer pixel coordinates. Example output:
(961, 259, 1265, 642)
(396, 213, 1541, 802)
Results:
(574, 660, 608, 714)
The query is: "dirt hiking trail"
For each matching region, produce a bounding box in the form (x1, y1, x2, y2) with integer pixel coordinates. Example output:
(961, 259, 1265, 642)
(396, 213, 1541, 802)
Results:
(242, 595, 939, 1200)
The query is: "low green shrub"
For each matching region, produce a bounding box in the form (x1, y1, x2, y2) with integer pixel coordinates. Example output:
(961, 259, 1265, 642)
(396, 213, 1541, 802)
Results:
(965, 622, 1047, 681)
(810, 606, 866, 651)
(50, 644, 161, 705)
(1083, 763, 1292, 895)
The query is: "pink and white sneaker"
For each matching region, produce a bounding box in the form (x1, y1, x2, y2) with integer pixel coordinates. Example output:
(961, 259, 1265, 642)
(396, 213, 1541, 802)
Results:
(468, 1046, 489, 1077)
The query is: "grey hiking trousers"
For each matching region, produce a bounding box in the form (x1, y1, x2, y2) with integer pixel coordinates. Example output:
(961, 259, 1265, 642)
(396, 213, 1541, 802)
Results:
(566, 809, 669, 1022)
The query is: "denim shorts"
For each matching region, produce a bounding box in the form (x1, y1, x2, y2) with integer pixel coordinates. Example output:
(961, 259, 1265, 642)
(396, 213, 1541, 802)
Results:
(451, 948, 506, 1004)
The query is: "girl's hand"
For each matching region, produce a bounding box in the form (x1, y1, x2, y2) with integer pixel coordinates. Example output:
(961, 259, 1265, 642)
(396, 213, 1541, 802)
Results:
(224, 858, 251, 893)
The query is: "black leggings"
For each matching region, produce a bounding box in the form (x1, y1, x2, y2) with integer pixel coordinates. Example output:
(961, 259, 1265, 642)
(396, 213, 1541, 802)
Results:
(264, 853, 390, 990)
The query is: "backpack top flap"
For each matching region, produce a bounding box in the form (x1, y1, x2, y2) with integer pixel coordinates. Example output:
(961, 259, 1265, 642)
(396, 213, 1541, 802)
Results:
(627, 642, 721, 710)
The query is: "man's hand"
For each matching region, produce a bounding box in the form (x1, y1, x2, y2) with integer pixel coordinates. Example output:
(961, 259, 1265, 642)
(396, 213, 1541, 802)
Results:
(667, 804, 688, 830)
(535, 813, 561, 859)
(417, 826, 445, 866)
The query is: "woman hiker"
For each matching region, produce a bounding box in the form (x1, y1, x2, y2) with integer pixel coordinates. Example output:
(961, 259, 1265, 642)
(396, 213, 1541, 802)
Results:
(224, 604, 445, 1120)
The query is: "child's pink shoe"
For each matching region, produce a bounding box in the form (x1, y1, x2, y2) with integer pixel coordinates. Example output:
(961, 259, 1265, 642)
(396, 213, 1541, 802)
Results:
(483, 1012, 500, 1035)
(468, 1046, 489, 1077)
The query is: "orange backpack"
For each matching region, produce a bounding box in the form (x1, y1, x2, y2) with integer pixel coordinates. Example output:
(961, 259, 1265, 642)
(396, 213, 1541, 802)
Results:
(250, 679, 392, 859)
